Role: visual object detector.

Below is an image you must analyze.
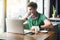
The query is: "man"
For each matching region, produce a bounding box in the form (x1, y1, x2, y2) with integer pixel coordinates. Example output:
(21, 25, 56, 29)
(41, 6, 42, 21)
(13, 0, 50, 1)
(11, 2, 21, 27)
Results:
(23, 2, 52, 29)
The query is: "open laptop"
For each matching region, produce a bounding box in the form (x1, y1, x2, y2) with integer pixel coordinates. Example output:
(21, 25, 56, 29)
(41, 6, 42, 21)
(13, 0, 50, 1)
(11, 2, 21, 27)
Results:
(6, 18, 31, 34)
(6, 18, 24, 34)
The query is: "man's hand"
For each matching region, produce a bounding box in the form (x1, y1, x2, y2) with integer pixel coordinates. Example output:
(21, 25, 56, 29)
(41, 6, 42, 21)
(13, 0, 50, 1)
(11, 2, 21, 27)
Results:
(23, 12, 31, 22)
(40, 19, 52, 28)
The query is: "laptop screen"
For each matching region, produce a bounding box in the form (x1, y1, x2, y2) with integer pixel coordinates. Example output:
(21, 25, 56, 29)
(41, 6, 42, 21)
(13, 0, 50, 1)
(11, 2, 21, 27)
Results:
(6, 19, 24, 34)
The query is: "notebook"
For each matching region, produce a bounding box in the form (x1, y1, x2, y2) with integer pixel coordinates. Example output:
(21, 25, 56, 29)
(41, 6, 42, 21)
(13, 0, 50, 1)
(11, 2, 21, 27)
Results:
(6, 18, 24, 34)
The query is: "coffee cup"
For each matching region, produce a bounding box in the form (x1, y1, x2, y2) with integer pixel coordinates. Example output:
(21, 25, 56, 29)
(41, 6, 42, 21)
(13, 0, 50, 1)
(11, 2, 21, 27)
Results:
(31, 26, 40, 34)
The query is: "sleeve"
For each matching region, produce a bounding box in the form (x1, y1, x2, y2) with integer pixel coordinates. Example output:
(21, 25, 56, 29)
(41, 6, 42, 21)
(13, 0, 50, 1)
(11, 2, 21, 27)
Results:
(41, 14, 47, 21)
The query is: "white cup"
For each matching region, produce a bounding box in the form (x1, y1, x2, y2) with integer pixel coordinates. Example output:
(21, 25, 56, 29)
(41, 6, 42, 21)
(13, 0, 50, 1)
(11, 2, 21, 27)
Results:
(31, 26, 40, 34)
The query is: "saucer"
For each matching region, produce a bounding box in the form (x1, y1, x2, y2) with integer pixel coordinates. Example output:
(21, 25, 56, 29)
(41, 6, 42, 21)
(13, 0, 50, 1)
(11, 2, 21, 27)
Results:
(40, 30, 48, 33)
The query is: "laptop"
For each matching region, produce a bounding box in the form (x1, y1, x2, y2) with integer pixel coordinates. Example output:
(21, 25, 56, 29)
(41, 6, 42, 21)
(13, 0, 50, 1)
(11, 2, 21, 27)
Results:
(6, 18, 24, 34)
(6, 19, 31, 34)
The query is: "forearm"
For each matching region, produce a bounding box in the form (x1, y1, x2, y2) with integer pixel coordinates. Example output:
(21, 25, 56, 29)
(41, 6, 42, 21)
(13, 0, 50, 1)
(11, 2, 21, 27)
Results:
(40, 25, 49, 28)
(40, 19, 53, 28)
(23, 12, 31, 23)
(23, 18, 27, 23)
(23, 14, 30, 23)
(40, 24, 52, 28)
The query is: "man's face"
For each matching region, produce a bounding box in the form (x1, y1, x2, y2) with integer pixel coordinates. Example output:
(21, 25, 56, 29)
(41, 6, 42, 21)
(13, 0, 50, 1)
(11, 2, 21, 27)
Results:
(28, 7, 36, 14)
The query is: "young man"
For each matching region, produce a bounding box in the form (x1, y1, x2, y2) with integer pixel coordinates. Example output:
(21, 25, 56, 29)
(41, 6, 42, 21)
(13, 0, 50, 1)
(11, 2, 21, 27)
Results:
(23, 2, 52, 29)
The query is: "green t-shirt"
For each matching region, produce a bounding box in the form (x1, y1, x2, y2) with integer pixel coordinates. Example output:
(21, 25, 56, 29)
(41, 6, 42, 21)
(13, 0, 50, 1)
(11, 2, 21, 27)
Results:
(27, 13, 47, 29)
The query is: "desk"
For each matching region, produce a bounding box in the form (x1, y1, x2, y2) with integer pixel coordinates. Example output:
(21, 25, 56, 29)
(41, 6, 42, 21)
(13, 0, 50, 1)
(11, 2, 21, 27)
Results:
(0, 31, 56, 40)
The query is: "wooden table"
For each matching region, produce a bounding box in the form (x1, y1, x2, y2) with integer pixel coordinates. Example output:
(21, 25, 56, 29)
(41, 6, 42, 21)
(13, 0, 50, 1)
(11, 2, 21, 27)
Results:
(0, 31, 56, 40)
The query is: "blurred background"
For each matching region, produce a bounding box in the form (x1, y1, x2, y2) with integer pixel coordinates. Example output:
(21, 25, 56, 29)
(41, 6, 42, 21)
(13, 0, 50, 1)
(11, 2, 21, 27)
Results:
(0, 0, 60, 40)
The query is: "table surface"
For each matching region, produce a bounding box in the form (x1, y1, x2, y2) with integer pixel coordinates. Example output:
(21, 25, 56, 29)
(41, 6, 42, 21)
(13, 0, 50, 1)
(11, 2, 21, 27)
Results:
(0, 31, 56, 40)
(49, 18, 60, 21)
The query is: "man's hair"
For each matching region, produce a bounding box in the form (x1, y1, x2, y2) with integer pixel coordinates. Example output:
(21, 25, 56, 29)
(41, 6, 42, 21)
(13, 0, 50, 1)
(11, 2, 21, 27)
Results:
(27, 2, 37, 9)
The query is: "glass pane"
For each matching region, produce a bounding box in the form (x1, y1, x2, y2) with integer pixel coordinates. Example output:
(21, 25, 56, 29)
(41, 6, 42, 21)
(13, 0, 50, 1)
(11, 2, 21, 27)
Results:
(7, 0, 27, 19)
(0, 0, 4, 33)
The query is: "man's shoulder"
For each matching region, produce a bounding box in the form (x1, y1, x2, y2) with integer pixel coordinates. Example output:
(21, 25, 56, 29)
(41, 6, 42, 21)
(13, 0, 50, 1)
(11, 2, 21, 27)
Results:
(38, 13, 45, 17)
(38, 13, 47, 20)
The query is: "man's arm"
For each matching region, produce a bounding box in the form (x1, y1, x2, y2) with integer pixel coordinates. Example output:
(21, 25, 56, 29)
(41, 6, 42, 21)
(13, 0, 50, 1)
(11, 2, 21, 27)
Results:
(23, 12, 31, 23)
(40, 19, 53, 28)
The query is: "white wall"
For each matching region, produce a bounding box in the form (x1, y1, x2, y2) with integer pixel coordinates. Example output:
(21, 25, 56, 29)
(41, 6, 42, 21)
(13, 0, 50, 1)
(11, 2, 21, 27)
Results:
(0, 0, 4, 33)
(44, 0, 50, 18)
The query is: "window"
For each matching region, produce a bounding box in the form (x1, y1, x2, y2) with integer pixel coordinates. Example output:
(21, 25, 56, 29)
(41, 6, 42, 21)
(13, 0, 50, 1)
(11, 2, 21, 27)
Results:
(7, 0, 27, 18)
(0, 0, 4, 33)
(6, 0, 50, 18)
(6, 0, 45, 19)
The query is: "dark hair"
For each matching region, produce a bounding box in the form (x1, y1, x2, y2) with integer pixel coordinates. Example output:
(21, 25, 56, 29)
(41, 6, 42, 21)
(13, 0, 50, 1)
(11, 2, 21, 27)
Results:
(27, 2, 37, 9)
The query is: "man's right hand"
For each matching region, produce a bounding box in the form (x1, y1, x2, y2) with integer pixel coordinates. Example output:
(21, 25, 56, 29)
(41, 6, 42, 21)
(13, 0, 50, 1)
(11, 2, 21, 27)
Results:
(26, 12, 31, 17)
(23, 12, 31, 23)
